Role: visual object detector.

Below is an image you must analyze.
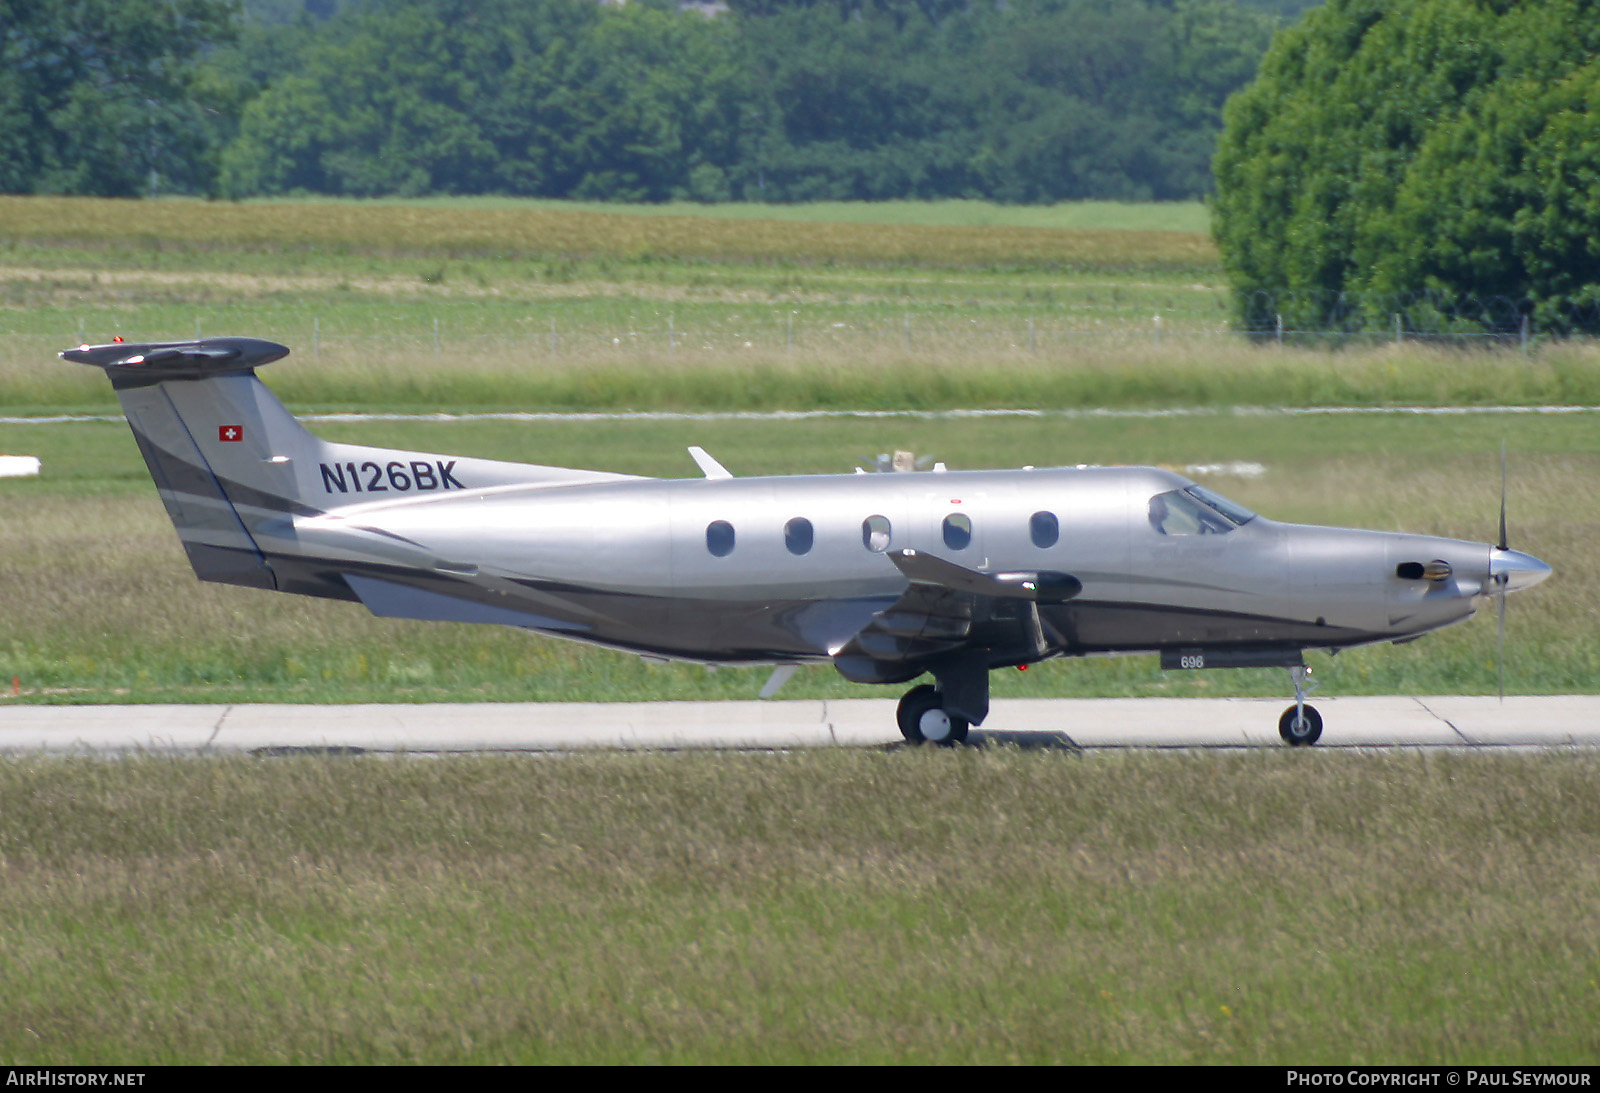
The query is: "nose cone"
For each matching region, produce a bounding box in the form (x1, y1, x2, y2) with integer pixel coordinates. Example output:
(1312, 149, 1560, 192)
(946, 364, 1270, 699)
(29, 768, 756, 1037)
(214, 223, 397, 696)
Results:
(1489, 548, 1552, 593)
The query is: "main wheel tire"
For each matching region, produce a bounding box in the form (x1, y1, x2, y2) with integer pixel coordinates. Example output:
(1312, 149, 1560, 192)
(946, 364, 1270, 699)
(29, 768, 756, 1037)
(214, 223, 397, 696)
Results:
(1278, 704, 1323, 746)
(897, 685, 970, 746)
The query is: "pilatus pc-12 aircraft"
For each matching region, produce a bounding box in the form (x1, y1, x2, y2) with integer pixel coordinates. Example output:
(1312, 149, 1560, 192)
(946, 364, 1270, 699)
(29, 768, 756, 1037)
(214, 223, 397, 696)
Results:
(64, 336, 1551, 746)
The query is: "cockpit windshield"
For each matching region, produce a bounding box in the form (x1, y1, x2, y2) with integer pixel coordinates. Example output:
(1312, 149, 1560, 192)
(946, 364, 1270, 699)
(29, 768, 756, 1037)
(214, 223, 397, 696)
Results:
(1186, 485, 1256, 526)
(1148, 485, 1257, 535)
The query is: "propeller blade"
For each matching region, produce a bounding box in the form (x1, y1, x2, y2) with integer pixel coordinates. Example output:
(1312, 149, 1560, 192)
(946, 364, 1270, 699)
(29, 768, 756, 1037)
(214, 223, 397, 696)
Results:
(1495, 442, 1509, 700)
(1498, 441, 1508, 552)
(1497, 576, 1507, 703)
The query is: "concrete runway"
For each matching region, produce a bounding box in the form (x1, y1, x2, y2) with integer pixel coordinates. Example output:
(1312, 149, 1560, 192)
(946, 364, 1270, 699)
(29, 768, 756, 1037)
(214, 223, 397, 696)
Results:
(0, 696, 1597, 754)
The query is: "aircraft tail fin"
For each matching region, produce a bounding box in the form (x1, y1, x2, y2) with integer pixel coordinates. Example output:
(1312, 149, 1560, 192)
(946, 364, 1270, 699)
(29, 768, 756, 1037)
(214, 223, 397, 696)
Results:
(63, 338, 306, 591)
(63, 337, 636, 596)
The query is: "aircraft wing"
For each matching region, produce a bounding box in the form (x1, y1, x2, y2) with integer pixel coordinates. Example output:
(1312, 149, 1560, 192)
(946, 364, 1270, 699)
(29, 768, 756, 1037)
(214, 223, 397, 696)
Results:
(832, 549, 1081, 683)
(887, 548, 1082, 603)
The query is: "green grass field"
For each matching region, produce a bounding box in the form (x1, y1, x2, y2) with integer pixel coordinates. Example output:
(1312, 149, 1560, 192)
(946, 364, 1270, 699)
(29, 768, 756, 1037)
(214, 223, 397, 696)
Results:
(0, 196, 1219, 274)
(3, 196, 1599, 1064)
(5, 195, 1595, 416)
(3, 750, 1598, 1064)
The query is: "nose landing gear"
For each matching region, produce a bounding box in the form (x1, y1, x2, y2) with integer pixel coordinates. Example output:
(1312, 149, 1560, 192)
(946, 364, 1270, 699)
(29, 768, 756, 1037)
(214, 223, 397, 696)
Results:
(1278, 664, 1323, 746)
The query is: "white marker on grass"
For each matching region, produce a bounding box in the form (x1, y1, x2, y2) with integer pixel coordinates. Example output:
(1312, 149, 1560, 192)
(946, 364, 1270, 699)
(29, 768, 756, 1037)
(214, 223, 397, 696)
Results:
(0, 456, 40, 477)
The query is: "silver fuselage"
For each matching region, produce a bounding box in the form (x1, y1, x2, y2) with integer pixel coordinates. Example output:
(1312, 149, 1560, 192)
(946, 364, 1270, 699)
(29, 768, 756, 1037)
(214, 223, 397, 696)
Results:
(270, 463, 1503, 666)
(60, 340, 1549, 702)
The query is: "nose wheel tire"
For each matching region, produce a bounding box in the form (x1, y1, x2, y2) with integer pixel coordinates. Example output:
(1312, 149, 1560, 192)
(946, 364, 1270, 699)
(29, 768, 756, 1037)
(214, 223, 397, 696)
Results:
(1278, 704, 1323, 746)
(897, 684, 970, 746)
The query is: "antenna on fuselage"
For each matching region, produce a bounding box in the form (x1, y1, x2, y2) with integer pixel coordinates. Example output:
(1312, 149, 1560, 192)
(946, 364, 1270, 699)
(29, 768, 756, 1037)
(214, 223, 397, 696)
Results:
(855, 450, 938, 473)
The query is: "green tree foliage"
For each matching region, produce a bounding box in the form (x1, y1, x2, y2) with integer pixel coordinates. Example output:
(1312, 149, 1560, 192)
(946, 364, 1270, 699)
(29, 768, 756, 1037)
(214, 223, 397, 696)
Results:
(3, 0, 1280, 203)
(0, 0, 239, 196)
(737, 0, 1275, 203)
(219, 0, 1272, 204)
(220, 0, 750, 200)
(1213, 0, 1600, 333)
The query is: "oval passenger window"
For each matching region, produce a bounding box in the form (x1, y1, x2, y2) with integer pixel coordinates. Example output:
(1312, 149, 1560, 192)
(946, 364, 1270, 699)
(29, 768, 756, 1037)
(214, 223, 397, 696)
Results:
(785, 517, 814, 555)
(706, 520, 735, 557)
(1030, 510, 1059, 548)
(862, 515, 892, 553)
(942, 513, 972, 550)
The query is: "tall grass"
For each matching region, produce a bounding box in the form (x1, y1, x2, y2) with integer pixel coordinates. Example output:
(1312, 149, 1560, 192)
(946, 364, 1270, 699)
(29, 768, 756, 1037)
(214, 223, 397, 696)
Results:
(14, 335, 1600, 416)
(2, 750, 1597, 1063)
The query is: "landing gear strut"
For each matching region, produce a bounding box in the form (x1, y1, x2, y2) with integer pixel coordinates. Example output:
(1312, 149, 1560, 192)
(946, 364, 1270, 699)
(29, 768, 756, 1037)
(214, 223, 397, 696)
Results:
(897, 684, 970, 746)
(1278, 664, 1323, 746)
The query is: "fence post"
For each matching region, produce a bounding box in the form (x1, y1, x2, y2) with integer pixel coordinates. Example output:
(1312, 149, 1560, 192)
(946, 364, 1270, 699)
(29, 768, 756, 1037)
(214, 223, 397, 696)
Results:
(1521, 314, 1530, 354)
(1394, 313, 1401, 346)
(1275, 313, 1283, 349)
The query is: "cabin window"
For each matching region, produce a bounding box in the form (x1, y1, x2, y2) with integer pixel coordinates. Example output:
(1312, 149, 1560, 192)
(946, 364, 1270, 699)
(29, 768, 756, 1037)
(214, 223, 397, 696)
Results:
(706, 520, 736, 557)
(785, 517, 814, 556)
(942, 513, 973, 550)
(862, 515, 892, 552)
(1030, 510, 1059, 548)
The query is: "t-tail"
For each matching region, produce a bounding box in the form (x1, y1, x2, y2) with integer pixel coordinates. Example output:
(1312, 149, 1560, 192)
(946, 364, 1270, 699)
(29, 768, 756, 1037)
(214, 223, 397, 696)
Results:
(63, 337, 633, 601)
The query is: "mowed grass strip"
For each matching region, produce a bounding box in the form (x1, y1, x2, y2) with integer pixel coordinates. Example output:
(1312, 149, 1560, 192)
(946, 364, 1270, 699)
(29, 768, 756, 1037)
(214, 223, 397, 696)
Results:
(2, 750, 1597, 1064)
(0, 196, 1219, 273)
(285, 195, 1214, 232)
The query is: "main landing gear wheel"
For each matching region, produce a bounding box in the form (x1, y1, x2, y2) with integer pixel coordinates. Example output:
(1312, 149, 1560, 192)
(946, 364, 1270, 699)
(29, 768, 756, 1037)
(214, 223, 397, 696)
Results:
(897, 684, 970, 747)
(1278, 704, 1323, 746)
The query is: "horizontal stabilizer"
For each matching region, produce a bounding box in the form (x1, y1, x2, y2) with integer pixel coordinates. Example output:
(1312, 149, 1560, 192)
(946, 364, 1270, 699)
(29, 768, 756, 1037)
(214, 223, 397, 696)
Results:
(888, 549, 1081, 603)
(61, 338, 289, 381)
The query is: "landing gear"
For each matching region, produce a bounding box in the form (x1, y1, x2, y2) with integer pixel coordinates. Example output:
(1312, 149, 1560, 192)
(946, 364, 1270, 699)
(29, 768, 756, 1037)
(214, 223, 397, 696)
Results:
(1278, 703, 1323, 746)
(897, 684, 970, 746)
(1278, 664, 1323, 746)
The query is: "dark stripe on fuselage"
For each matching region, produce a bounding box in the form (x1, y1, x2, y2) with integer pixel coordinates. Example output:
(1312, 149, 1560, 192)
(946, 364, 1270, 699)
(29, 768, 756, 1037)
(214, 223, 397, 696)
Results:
(247, 548, 1382, 664)
(1043, 598, 1370, 654)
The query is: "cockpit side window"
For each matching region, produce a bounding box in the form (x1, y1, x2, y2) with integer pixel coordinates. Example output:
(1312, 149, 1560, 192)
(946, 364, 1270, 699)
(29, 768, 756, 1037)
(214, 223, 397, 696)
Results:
(1148, 489, 1235, 535)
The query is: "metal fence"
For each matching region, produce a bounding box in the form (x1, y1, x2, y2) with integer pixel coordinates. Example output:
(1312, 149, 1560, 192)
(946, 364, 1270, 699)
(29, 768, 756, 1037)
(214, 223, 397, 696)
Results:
(8, 291, 1600, 364)
(1236, 290, 1600, 344)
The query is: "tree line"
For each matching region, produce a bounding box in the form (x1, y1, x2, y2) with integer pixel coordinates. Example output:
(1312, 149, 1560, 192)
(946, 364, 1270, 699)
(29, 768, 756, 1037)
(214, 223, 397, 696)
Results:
(1213, 0, 1600, 335)
(2, 0, 1291, 204)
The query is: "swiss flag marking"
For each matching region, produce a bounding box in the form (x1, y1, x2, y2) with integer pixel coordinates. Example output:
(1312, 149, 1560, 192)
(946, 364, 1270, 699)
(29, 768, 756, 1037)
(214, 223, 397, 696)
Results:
(219, 425, 243, 443)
